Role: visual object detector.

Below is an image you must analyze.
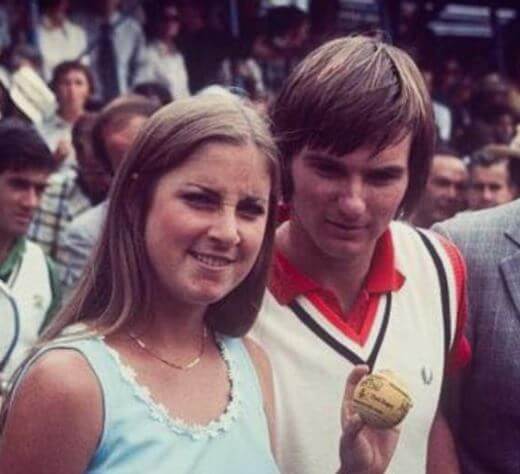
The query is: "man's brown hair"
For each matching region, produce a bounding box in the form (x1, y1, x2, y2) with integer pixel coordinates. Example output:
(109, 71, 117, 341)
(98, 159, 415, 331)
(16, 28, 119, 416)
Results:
(271, 35, 435, 217)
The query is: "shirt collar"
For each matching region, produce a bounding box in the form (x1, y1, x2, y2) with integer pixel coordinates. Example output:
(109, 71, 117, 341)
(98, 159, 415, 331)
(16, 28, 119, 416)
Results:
(269, 228, 405, 305)
(41, 15, 67, 31)
(0, 237, 26, 282)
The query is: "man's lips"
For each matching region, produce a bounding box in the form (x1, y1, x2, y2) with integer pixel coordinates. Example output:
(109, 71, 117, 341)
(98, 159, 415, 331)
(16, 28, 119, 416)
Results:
(14, 214, 33, 224)
(325, 218, 367, 232)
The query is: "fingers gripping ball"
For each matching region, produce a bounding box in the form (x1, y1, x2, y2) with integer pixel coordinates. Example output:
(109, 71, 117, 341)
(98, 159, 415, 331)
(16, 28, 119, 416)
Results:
(352, 369, 413, 429)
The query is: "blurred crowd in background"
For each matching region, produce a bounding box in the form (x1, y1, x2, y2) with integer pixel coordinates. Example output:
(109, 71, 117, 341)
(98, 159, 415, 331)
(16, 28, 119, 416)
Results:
(0, 0, 519, 292)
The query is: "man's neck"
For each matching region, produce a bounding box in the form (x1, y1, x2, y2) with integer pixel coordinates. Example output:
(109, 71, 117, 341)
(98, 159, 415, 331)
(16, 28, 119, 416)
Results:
(0, 235, 16, 264)
(276, 222, 374, 313)
(102, 9, 118, 22)
(59, 107, 82, 124)
(409, 210, 432, 229)
(46, 12, 66, 28)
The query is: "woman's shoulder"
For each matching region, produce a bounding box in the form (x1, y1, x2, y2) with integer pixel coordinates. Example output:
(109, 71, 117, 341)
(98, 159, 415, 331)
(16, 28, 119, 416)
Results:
(0, 348, 103, 473)
(15, 346, 102, 410)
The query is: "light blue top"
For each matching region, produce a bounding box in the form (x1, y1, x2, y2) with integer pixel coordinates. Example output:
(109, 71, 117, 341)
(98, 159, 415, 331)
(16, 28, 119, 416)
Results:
(28, 334, 279, 474)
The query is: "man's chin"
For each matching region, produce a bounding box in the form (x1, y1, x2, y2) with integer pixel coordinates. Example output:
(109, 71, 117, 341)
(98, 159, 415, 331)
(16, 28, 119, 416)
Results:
(11, 223, 30, 237)
(433, 210, 455, 222)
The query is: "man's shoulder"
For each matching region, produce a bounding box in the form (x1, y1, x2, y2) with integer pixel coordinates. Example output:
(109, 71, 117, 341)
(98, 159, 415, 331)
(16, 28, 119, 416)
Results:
(116, 12, 143, 36)
(69, 201, 106, 226)
(43, 169, 77, 196)
(19, 240, 53, 279)
(66, 201, 107, 241)
(433, 201, 520, 267)
(434, 201, 520, 242)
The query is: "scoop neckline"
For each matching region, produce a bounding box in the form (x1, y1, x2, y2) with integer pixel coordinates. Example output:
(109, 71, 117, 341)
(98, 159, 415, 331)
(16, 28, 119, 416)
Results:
(98, 333, 242, 440)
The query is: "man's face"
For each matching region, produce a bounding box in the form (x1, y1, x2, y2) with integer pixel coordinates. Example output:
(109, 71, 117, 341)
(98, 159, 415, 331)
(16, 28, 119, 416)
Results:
(494, 113, 514, 144)
(0, 169, 49, 241)
(76, 143, 111, 202)
(420, 154, 468, 225)
(55, 69, 90, 112)
(468, 161, 516, 210)
(103, 115, 147, 172)
(288, 134, 411, 266)
(96, 0, 120, 16)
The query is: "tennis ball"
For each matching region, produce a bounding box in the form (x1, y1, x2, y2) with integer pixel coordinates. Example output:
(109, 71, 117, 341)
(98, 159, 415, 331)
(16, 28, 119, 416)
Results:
(352, 369, 413, 429)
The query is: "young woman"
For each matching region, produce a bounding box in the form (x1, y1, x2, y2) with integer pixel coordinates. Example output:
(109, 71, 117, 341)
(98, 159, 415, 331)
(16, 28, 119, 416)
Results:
(0, 94, 280, 473)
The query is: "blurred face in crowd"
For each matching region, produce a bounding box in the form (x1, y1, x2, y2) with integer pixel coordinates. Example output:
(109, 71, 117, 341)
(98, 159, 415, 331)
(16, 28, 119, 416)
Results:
(0, 169, 49, 245)
(56, 69, 91, 115)
(103, 114, 147, 172)
(288, 134, 411, 267)
(440, 58, 462, 93)
(494, 113, 515, 144)
(144, 141, 271, 308)
(75, 122, 111, 202)
(421, 70, 434, 95)
(97, 0, 120, 16)
(468, 161, 517, 210)
(49, 0, 69, 18)
(415, 154, 468, 226)
(160, 5, 181, 40)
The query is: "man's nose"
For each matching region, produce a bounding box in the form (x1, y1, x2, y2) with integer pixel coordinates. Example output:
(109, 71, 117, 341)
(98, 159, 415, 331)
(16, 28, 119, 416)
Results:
(482, 186, 495, 203)
(22, 187, 40, 210)
(337, 180, 366, 218)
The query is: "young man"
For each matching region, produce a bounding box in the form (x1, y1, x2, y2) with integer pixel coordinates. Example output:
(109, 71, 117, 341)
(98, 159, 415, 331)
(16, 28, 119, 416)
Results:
(411, 144, 468, 228)
(36, 60, 94, 168)
(252, 36, 470, 474)
(0, 119, 59, 386)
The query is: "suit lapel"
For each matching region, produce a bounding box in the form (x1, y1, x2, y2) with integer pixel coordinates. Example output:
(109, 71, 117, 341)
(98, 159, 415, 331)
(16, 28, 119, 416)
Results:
(501, 223, 520, 317)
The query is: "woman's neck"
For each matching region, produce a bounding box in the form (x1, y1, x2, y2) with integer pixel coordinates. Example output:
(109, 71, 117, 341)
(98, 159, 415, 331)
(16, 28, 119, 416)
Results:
(128, 299, 208, 352)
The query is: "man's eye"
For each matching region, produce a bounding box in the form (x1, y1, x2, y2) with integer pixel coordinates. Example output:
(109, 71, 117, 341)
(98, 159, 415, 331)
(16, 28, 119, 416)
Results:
(311, 162, 342, 177)
(9, 180, 28, 190)
(367, 171, 402, 185)
(35, 185, 47, 197)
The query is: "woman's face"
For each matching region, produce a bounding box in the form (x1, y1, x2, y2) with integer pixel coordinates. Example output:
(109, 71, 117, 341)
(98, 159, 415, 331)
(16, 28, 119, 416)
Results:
(144, 140, 271, 310)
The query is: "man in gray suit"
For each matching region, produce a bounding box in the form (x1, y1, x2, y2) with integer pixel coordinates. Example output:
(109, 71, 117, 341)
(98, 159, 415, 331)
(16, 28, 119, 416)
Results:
(60, 96, 158, 292)
(434, 199, 520, 473)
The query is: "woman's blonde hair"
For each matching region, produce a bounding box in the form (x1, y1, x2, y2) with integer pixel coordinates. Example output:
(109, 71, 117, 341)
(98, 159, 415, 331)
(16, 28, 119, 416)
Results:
(43, 94, 280, 341)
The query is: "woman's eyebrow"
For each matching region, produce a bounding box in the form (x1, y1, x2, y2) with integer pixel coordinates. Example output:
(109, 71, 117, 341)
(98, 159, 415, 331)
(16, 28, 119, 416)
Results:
(184, 183, 220, 195)
(186, 182, 268, 203)
(241, 195, 268, 204)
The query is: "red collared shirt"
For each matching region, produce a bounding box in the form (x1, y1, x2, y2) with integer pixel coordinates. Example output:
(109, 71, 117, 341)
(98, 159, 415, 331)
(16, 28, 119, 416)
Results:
(269, 228, 471, 371)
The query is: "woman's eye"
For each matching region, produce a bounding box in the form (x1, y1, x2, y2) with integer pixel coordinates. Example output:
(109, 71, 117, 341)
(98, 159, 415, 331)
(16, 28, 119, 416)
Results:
(182, 193, 217, 207)
(238, 202, 266, 218)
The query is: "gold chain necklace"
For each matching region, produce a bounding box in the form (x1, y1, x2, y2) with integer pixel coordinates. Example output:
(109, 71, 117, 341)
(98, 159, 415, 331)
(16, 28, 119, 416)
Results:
(128, 326, 208, 370)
